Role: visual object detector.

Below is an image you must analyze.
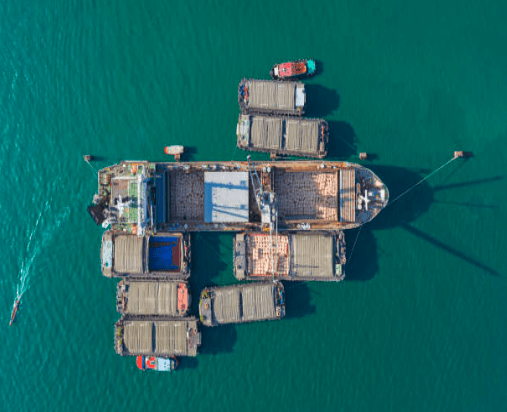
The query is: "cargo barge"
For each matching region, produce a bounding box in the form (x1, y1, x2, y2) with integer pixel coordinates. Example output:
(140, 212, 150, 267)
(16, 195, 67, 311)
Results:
(88, 160, 389, 233)
(115, 316, 201, 357)
(239, 79, 305, 116)
(237, 114, 328, 158)
(116, 280, 190, 316)
(234, 231, 346, 282)
(100, 231, 190, 278)
(199, 281, 285, 327)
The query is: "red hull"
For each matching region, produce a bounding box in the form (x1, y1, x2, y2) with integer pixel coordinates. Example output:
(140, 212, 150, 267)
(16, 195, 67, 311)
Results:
(10, 299, 20, 326)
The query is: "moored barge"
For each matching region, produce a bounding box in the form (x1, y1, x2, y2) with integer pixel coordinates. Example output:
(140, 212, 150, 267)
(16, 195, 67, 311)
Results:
(115, 316, 201, 357)
(237, 114, 328, 158)
(116, 280, 190, 316)
(89, 160, 389, 233)
(234, 231, 346, 282)
(239, 79, 306, 116)
(199, 281, 285, 327)
(101, 231, 190, 278)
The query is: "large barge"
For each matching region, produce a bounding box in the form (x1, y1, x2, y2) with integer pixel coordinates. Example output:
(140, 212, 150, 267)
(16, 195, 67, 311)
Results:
(239, 79, 305, 116)
(115, 316, 201, 357)
(100, 231, 190, 278)
(237, 114, 328, 158)
(199, 281, 285, 327)
(116, 280, 190, 316)
(88, 160, 389, 233)
(234, 231, 346, 282)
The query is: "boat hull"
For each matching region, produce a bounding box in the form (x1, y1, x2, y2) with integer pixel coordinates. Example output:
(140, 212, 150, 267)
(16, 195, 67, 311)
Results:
(270, 59, 316, 80)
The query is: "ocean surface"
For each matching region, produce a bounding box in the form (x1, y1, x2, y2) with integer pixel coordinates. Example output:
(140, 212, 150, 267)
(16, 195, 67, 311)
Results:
(1, 1, 506, 411)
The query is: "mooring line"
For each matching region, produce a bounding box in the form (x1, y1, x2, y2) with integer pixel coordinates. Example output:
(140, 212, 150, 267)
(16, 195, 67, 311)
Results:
(388, 156, 458, 206)
(84, 158, 99, 176)
(346, 225, 363, 267)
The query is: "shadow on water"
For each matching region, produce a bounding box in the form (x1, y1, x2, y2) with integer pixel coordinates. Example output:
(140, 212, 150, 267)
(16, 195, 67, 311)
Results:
(304, 84, 340, 117)
(283, 282, 316, 319)
(357, 164, 500, 278)
(344, 226, 378, 282)
(190, 233, 238, 355)
(313, 59, 324, 76)
(326, 120, 357, 159)
(177, 357, 199, 371)
(181, 146, 198, 162)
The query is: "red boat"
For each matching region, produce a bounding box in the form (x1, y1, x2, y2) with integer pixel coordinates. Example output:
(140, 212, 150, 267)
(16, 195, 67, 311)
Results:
(136, 356, 178, 372)
(270, 59, 316, 80)
(10, 299, 20, 326)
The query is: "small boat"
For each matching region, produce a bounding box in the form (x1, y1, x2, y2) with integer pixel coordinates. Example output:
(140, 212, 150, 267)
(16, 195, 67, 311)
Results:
(136, 356, 178, 372)
(164, 145, 184, 161)
(270, 59, 316, 80)
(10, 299, 20, 326)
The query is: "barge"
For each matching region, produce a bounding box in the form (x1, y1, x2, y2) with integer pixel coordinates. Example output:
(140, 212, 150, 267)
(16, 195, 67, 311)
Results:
(239, 79, 305, 116)
(116, 280, 190, 316)
(234, 231, 346, 282)
(100, 231, 190, 278)
(237, 114, 328, 158)
(89, 161, 388, 233)
(199, 281, 285, 327)
(115, 316, 201, 357)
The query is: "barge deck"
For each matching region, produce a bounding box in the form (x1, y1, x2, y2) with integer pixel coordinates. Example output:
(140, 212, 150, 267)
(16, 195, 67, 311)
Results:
(239, 79, 305, 116)
(237, 114, 328, 158)
(101, 231, 190, 278)
(234, 231, 346, 282)
(199, 281, 285, 327)
(116, 280, 190, 316)
(115, 316, 201, 357)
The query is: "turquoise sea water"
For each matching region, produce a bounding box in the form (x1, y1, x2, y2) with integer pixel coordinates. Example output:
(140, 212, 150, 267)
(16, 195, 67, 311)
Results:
(1, 1, 506, 411)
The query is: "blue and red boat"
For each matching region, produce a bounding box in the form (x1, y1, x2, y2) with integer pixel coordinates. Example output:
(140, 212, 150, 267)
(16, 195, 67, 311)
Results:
(270, 59, 316, 80)
(136, 356, 178, 372)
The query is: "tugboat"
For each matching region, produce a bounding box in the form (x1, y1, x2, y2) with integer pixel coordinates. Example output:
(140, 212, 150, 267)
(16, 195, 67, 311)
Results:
(136, 356, 178, 372)
(270, 59, 316, 80)
(9, 299, 20, 326)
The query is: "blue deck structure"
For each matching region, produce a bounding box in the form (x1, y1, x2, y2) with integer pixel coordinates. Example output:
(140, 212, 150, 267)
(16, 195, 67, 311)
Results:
(148, 236, 181, 272)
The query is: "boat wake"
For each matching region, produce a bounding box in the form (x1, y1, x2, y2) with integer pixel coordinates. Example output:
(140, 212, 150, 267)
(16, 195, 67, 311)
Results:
(11, 202, 70, 324)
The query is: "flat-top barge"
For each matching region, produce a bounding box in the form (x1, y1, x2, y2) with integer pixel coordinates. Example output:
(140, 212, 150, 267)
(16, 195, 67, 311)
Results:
(239, 79, 306, 116)
(101, 231, 190, 278)
(199, 281, 285, 327)
(237, 114, 328, 158)
(116, 280, 190, 316)
(234, 231, 346, 282)
(115, 316, 201, 357)
(89, 160, 389, 233)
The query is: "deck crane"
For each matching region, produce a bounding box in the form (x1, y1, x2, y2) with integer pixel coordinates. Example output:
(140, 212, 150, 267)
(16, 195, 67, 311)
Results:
(247, 156, 279, 279)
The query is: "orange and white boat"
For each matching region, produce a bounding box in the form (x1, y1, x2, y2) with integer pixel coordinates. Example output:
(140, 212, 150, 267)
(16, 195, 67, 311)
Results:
(136, 356, 178, 372)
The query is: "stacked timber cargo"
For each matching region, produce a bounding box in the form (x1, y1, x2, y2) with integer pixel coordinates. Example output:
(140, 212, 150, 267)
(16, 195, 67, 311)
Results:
(199, 282, 285, 327)
(237, 79, 331, 158)
(100, 229, 201, 360)
(233, 232, 346, 282)
(237, 114, 329, 158)
(239, 79, 305, 116)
